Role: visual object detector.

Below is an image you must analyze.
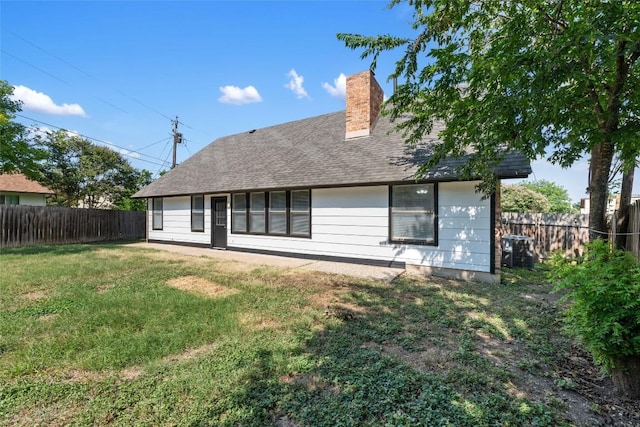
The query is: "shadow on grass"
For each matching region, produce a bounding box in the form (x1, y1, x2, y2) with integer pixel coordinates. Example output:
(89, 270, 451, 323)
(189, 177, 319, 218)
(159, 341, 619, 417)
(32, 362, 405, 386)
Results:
(0, 240, 142, 257)
(191, 274, 566, 426)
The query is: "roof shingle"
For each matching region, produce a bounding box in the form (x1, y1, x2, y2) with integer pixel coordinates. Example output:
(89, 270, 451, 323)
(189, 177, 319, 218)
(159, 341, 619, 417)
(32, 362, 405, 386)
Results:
(134, 111, 531, 198)
(0, 173, 54, 194)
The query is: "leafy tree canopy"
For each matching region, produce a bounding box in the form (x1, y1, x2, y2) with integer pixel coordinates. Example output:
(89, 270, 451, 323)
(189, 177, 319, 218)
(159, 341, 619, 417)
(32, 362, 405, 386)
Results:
(36, 130, 151, 210)
(339, 0, 640, 234)
(0, 80, 45, 178)
(520, 180, 575, 214)
(501, 184, 551, 213)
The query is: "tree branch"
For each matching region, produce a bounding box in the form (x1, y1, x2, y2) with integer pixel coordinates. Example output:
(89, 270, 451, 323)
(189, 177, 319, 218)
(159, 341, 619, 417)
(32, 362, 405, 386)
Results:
(605, 40, 629, 131)
(627, 48, 640, 68)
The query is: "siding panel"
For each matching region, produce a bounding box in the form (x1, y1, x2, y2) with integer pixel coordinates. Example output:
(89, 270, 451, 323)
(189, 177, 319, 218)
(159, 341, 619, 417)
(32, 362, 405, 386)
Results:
(148, 195, 214, 245)
(151, 183, 494, 274)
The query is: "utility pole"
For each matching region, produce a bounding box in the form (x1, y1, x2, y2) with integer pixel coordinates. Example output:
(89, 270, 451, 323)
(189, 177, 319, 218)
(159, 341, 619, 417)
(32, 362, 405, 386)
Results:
(171, 116, 183, 169)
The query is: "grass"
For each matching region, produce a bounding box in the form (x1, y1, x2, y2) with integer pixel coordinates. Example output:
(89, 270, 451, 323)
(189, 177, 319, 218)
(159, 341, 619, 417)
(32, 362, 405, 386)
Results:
(0, 243, 587, 426)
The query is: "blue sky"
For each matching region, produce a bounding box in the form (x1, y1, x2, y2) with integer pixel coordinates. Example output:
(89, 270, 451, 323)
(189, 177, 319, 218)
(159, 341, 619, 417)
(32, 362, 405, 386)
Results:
(2, 1, 636, 202)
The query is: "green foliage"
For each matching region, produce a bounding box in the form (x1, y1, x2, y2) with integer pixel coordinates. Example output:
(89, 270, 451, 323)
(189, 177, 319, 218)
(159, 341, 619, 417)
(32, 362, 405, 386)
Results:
(36, 130, 151, 209)
(502, 184, 551, 213)
(520, 180, 575, 213)
(338, 0, 640, 230)
(0, 80, 46, 178)
(550, 240, 640, 370)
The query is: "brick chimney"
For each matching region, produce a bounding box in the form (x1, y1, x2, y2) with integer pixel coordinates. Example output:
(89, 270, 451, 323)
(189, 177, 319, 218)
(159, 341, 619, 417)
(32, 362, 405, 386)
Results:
(345, 70, 384, 139)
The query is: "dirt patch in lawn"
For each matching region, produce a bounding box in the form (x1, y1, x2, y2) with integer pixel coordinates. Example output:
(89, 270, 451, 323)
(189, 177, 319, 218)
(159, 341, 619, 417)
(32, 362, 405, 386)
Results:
(60, 369, 109, 384)
(240, 313, 281, 331)
(161, 343, 219, 364)
(38, 313, 59, 322)
(94, 249, 214, 264)
(166, 276, 239, 299)
(118, 343, 219, 380)
(365, 341, 455, 373)
(8, 400, 81, 427)
(22, 291, 48, 301)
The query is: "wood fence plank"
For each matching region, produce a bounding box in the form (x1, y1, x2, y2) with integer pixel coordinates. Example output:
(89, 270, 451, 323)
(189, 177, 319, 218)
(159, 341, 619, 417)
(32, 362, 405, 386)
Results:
(0, 205, 145, 249)
(501, 212, 590, 261)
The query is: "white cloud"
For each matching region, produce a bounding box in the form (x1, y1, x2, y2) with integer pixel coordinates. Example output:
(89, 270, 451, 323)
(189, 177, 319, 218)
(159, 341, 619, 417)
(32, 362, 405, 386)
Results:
(218, 85, 262, 105)
(285, 69, 308, 99)
(11, 85, 86, 116)
(322, 73, 347, 98)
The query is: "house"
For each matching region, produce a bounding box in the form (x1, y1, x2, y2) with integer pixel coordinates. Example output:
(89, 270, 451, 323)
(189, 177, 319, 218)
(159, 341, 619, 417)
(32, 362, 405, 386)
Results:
(0, 173, 54, 206)
(580, 195, 640, 216)
(133, 70, 531, 283)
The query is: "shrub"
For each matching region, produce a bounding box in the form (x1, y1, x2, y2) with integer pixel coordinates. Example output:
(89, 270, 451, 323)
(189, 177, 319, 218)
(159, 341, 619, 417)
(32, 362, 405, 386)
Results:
(501, 184, 551, 213)
(549, 240, 640, 373)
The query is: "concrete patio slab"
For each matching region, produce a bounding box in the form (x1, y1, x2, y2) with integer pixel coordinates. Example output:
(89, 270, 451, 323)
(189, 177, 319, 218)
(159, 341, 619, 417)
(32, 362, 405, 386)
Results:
(126, 242, 405, 282)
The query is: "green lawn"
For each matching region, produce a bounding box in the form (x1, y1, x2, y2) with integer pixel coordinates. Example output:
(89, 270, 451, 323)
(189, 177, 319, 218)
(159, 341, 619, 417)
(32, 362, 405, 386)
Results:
(0, 243, 600, 426)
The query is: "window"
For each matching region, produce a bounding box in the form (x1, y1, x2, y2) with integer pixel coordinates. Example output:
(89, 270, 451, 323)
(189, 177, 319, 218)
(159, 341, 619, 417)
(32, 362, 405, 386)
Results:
(0, 195, 19, 205)
(191, 195, 204, 232)
(290, 190, 310, 236)
(249, 192, 266, 233)
(232, 193, 247, 232)
(390, 184, 436, 244)
(231, 189, 311, 237)
(269, 191, 287, 234)
(152, 197, 163, 230)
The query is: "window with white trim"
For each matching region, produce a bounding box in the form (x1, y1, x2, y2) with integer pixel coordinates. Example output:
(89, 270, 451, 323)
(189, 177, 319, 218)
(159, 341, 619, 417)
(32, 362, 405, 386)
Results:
(152, 197, 163, 230)
(390, 184, 436, 244)
(191, 195, 204, 232)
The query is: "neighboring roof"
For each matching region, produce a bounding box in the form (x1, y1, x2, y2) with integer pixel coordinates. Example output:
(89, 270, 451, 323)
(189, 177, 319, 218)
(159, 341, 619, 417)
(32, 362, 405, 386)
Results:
(134, 112, 531, 198)
(0, 173, 55, 195)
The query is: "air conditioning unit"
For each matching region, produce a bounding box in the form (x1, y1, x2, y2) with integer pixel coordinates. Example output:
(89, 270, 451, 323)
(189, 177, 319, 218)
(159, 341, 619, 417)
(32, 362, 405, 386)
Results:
(501, 235, 535, 269)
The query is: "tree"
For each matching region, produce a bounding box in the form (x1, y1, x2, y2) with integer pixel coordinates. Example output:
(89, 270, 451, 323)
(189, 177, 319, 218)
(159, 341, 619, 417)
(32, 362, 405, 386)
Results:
(338, 0, 640, 240)
(520, 180, 574, 214)
(501, 184, 551, 213)
(37, 130, 151, 210)
(339, 1, 640, 398)
(0, 80, 45, 178)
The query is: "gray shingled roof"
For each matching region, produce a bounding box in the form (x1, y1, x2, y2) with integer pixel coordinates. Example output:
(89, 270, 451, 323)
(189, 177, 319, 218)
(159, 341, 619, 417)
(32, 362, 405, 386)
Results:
(133, 111, 531, 198)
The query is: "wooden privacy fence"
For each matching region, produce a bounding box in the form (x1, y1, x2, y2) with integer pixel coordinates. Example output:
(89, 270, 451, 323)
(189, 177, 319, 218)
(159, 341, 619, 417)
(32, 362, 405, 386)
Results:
(500, 212, 589, 261)
(0, 205, 146, 249)
(612, 200, 640, 260)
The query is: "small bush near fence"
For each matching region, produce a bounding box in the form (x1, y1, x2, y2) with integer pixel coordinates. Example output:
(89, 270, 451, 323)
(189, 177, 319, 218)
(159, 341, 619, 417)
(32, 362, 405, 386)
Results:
(0, 205, 146, 249)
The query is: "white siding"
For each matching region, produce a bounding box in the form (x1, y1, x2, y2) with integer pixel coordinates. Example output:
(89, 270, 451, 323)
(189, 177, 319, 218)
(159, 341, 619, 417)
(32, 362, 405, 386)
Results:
(148, 195, 215, 245)
(19, 193, 47, 206)
(227, 182, 493, 273)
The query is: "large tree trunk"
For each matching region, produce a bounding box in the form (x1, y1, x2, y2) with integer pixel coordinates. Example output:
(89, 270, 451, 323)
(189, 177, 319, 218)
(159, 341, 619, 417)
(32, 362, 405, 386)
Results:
(615, 168, 635, 250)
(611, 356, 640, 399)
(588, 141, 616, 239)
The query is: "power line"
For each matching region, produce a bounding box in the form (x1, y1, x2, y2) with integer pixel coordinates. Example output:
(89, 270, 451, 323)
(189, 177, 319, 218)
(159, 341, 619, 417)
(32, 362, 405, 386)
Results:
(5, 34, 178, 124)
(9, 31, 98, 80)
(1, 50, 71, 86)
(7, 32, 207, 154)
(156, 138, 173, 170)
(137, 136, 172, 152)
(16, 114, 171, 168)
(156, 146, 174, 178)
